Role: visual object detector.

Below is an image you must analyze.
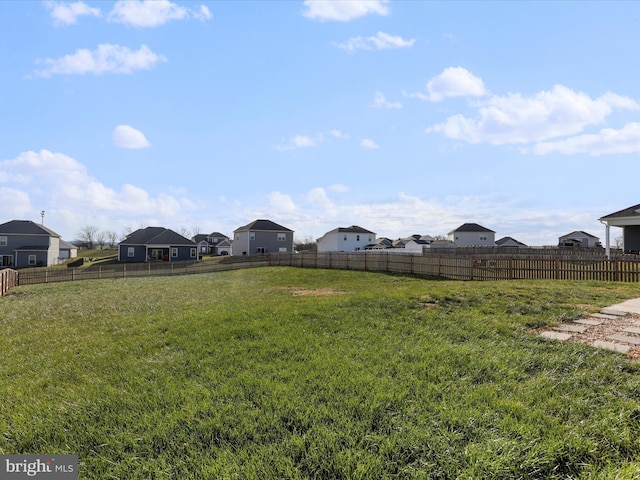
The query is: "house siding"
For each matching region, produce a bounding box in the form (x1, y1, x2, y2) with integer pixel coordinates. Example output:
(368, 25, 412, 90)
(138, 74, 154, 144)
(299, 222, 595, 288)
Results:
(318, 232, 375, 252)
(624, 225, 640, 253)
(119, 245, 147, 262)
(449, 231, 495, 247)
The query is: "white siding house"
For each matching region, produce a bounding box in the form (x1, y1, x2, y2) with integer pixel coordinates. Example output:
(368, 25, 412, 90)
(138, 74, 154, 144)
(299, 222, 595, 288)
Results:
(448, 223, 496, 247)
(317, 226, 376, 252)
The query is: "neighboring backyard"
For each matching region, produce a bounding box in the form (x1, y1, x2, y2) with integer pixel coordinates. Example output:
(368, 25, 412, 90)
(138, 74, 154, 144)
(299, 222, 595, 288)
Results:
(2, 267, 640, 478)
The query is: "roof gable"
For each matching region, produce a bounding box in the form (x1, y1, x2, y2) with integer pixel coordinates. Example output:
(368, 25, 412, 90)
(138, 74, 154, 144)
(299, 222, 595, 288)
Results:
(0, 220, 61, 237)
(120, 227, 195, 246)
(234, 219, 293, 233)
(600, 203, 640, 220)
(324, 225, 376, 235)
(449, 223, 495, 234)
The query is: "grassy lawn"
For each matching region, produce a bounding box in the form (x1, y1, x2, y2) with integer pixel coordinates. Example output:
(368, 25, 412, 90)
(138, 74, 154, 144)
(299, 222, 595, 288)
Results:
(2, 268, 640, 478)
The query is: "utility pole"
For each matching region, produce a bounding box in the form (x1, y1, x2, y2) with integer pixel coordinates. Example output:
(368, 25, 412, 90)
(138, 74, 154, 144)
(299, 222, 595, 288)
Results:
(40, 210, 45, 225)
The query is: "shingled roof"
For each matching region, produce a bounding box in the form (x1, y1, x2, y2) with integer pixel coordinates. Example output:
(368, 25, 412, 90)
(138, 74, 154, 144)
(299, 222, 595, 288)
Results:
(234, 219, 293, 232)
(599, 203, 640, 220)
(324, 225, 376, 235)
(448, 223, 495, 234)
(120, 227, 195, 246)
(0, 220, 61, 237)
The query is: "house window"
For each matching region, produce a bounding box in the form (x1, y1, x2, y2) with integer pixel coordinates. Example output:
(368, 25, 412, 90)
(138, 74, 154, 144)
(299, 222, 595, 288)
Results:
(480, 236, 487, 241)
(127, 247, 135, 257)
(190, 248, 196, 258)
(171, 248, 178, 257)
(357, 235, 360, 241)
(256, 247, 266, 254)
(28, 255, 36, 265)
(344, 235, 347, 241)
(250, 232, 256, 240)
(0, 236, 6, 247)
(277, 233, 286, 241)
(368, 236, 372, 242)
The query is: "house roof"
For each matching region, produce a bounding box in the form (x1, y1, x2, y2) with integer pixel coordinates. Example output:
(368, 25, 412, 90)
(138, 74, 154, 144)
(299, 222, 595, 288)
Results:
(192, 234, 208, 243)
(448, 223, 495, 234)
(599, 203, 640, 220)
(323, 225, 376, 235)
(496, 236, 527, 247)
(59, 239, 77, 250)
(0, 220, 61, 237)
(234, 219, 293, 233)
(216, 240, 232, 248)
(208, 232, 228, 238)
(119, 227, 196, 246)
(559, 230, 599, 240)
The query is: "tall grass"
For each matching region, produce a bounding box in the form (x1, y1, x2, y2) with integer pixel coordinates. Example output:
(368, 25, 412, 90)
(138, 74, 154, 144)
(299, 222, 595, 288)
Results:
(1, 268, 640, 478)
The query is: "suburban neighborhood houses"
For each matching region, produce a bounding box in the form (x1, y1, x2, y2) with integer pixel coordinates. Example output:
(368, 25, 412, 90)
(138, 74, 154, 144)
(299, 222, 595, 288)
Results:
(3, 203, 640, 269)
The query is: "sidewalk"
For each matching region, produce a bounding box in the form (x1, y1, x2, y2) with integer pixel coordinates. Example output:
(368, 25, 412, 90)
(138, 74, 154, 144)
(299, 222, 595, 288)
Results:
(539, 299, 640, 358)
(604, 298, 640, 315)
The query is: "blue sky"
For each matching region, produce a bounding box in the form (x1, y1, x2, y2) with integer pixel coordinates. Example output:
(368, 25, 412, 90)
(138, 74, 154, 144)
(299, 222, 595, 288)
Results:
(1, 0, 639, 245)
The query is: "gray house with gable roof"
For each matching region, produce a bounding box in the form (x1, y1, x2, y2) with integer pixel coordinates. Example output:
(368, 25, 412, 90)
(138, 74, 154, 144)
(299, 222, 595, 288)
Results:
(232, 219, 294, 256)
(0, 220, 63, 268)
(118, 227, 198, 262)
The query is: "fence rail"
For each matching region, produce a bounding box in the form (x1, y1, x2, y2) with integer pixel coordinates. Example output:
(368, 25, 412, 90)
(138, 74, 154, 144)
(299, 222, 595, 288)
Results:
(0, 268, 19, 296)
(3, 251, 640, 297)
(271, 251, 640, 282)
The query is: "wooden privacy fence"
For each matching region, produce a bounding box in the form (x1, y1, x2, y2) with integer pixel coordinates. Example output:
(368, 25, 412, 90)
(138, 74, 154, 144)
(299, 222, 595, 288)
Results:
(3, 252, 640, 296)
(270, 251, 640, 282)
(15, 257, 270, 287)
(0, 268, 19, 296)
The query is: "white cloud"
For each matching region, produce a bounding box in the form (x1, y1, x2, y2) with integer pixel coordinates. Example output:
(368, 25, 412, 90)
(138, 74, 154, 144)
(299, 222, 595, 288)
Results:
(108, 0, 211, 27)
(371, 91, 402, 109)
(112, 125, 151, 149)
(277, 134, 318, 151)
(44, 1, 102, 26)
(302, 0, 389, 21)
(532, 122, 640, 156)
(277, 130, 350, 150)
(334, 32, 415, 52)
(0, 150, 199, 239)
(428, 84, 639, 145)
(329, 130, 350, 139)
(361, 138, 380, 149)
(426, 66, 487, 102)
(34, 44, 167, 77)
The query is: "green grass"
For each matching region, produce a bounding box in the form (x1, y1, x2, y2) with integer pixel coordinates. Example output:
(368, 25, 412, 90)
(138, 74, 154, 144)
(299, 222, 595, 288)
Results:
(2, 268, 640, 478)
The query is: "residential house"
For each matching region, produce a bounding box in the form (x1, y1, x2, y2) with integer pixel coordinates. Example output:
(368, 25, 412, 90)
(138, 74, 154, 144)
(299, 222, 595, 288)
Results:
(558, 231, 601, 248)
(215, 239, 232, 255)
(118, 227, 198, 262)
(0, 220, 64, 268)
(59, 239, 79, 260)
(404, 239, 431, 254)
(448, 223, 496, 247)
(599, 203, 640, 256)
(364, 237, 392, 250)
(317, 225, 376, 252)
(496, 236, 527, 247)
(232, 219, 294, 256)
(192, 232, 231, 255)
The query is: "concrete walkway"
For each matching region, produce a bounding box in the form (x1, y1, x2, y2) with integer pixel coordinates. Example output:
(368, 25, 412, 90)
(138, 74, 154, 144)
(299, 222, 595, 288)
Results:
(603, 298, 640, 315)
(539, 298, 640, 358)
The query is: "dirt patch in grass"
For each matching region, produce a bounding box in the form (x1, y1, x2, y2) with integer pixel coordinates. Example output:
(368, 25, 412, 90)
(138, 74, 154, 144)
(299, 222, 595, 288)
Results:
(291, 288, 344, 296)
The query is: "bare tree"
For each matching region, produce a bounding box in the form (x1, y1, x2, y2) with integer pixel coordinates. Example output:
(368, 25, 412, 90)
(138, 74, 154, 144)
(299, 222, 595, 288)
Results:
(178, 226, 191, 238)
(77, 225, 99, 250)
(105, 230, 118, 247)
(95, 230, 107, 249)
